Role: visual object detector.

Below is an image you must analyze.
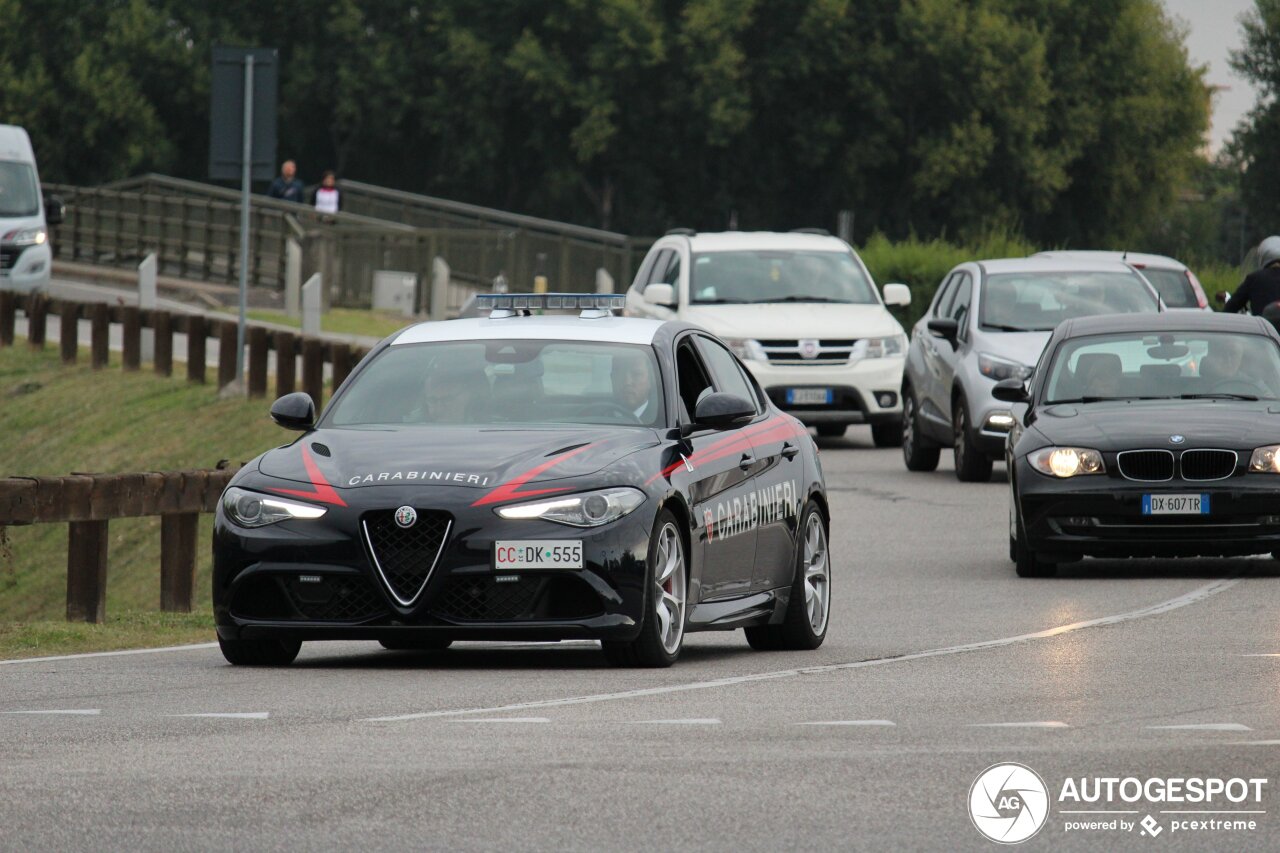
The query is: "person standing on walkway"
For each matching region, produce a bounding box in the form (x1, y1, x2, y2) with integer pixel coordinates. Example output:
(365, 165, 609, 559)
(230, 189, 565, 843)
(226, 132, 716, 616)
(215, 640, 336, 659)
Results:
(313, 170, 340, 216)
(267, 160, 305, 203)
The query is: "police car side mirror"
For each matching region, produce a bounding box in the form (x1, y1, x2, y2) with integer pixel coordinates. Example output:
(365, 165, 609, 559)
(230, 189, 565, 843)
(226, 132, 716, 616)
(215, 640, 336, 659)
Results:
(694, 392, 754, 430)
(643, 283, 676, 308)
(992, 378, 1029, 404)
(270, 392, 316, 430)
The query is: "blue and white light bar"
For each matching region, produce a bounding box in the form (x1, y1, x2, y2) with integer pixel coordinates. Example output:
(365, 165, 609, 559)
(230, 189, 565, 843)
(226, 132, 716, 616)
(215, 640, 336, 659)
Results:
(476, 292, 626, 312)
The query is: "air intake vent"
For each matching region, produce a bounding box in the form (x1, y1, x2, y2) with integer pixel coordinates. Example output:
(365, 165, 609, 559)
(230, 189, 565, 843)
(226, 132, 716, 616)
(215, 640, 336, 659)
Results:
(1180, 449, 1237, 481)
(1117, 450, 1174, 482)
(362, 510, 452, 607)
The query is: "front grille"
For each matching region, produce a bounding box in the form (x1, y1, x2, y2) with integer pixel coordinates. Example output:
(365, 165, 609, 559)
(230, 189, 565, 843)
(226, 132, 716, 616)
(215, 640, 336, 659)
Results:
(758, 339, 857, 366)
(1117, 450, 1175, 482)
(0, 245, 24, 271)
(286, 575, 387, 621)
(431, 574, 603, 622)
(1180, 449, 1237, 481)
(362, 509, 452, 606)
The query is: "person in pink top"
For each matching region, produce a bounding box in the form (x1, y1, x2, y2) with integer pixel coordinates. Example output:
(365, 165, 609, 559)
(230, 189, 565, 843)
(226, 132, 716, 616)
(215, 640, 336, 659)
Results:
(312, 170, 340, 216)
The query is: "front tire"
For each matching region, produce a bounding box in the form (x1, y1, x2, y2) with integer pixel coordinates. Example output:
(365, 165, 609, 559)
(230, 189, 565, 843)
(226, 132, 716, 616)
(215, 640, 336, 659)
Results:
(953, 397, 993, 482)
(871, 421, 903, 448)
(745, 501, 831, 651)
(902, 389, 940, 471)
(602, 510, 687, 667)
(218, 636, 302, 666)
(1012, 497, 1056, 578)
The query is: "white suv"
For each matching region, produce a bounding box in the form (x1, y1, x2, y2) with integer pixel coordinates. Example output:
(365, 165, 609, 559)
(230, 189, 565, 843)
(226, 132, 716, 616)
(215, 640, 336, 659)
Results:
(625, 229, 911, 444)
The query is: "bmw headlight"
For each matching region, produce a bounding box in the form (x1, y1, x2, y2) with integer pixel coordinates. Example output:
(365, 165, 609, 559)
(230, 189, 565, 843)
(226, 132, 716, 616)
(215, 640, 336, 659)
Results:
(3, 227, 46, 246)
(1249, 445, 1280, 473)
(495, 487, 646, 527)
(852, 335, 906, 359)
(979, 352, 1033, 381)
(1029, 447, 1105, 478)
(723, 338, 767, 362)
(222, 486, 327, 528)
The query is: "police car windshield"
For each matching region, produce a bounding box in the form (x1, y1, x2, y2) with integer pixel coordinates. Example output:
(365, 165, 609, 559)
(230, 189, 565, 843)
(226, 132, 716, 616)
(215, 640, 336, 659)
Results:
(0, 161, 39, 217)
(326, 339, 665, 428)
(689, 250, 877, 305)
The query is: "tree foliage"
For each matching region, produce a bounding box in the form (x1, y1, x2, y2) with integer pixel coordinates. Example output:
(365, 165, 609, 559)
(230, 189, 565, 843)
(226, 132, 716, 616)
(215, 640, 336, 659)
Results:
(1230, 0, 1280, 236)
(0, 0, 1207, 247)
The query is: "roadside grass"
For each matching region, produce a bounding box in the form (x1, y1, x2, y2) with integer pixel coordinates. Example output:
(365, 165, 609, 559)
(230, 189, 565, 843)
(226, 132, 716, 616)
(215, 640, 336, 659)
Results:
(242, 307, 410, 340)
(0, 345, 288, 654)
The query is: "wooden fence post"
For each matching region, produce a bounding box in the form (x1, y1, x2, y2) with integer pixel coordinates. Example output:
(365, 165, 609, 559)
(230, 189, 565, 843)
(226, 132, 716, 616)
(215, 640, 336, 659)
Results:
(121, 305, 141, 370)
(66, 520, 109, 623)
(218, 320, 237, 388)
(154, 310, 173, 376)
(27, 294, 47, 350)
(159, 513, 198, 612)
(186, 315, 206, 384)
(302, 338, 324, 406)
(59, 303, 79, 364)
(0, 290, 15, 347)
(331, 343, 353, 391)
(90, 302, 110, 369)
(275, 331, 296, 396)
(247, 326, 268, 397)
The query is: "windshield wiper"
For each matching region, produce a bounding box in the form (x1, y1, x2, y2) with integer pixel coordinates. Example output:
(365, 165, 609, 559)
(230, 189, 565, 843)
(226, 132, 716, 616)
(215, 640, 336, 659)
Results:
(692, 298, 751, 304)
(1047, 395, 1165, 404)
(981, 323, 1054, 332)
(1179, 392, 1259, 401)
(753, 296, 852, 304)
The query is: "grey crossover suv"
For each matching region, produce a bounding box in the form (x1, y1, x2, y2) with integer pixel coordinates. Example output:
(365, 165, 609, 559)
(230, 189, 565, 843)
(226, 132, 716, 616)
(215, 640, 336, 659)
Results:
(900, 257, 1162, 481)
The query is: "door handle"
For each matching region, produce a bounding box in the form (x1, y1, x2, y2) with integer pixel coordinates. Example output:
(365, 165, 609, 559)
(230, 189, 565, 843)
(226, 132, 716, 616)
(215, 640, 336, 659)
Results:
(781, 442, 799, 460)
(739, 453, 755, 471)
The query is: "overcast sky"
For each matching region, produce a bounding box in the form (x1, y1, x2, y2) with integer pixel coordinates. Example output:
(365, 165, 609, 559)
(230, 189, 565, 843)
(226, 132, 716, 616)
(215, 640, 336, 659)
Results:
(1163, 0, 1260, 154)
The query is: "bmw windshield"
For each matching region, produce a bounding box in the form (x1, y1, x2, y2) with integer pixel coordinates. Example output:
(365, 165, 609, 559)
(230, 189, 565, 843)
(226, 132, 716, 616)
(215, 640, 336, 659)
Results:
(979, 271, 1160, 332)
(689, 250, 878, 304)
(325, 339, 666, 428)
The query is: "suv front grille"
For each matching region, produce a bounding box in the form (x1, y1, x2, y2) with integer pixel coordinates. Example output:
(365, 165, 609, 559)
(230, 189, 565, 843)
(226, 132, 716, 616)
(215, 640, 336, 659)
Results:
(1117, 450, 1174, 482)
(362, 509, 452, 606)
(1179, 449, 1237, 481)
(758, 339, 857, 366)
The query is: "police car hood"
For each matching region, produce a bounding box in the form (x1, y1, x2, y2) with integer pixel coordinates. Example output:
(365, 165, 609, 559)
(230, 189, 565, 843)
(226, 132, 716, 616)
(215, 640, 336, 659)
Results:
(256, 425, 660, 492)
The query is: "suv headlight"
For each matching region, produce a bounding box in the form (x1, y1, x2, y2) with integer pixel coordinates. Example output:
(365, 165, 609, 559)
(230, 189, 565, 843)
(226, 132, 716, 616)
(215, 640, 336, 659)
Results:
(496, 487, 646, 527)
(222, 486, 327, 527)
(1029, 447, 1105, 478)
(2, 227, 46, 246)
(852, 335, 906, 359)
(1250, 445, 1280, 473)
(723, 338, 767, 362)
(979, 352, 1033, 381)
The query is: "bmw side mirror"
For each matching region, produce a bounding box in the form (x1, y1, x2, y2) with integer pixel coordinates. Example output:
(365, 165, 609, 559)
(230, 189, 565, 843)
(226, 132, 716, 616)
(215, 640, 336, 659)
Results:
(992, 378, 1029, 404)
(44, 194, 65, 226)
(270, 392, 316, 430)
(693, 392, 755, 430)
(927, 317, 959, 346)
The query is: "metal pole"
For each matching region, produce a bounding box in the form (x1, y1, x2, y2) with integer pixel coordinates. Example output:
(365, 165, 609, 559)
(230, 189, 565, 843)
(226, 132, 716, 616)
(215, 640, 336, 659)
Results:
(236, 55, 255, 389)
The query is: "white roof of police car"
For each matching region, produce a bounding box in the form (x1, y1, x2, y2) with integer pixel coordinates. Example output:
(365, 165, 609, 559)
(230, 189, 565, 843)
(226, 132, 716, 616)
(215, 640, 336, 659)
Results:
(1033, 250, 1188, 271)
(680, 231, 850, 254)
(976, 257, 1152, 276)
(393, 314, 665, 346)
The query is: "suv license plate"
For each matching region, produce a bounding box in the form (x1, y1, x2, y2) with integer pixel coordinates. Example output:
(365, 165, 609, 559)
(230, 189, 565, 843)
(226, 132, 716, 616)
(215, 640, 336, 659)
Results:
(788, 388, 833, 405)
(1142, 494, 1209, 515)
(494, 540, 583, 570)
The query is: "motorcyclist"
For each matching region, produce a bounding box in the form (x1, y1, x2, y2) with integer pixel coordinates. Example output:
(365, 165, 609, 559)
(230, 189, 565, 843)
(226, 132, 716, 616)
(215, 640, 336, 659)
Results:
(1223, 236, 1280, 316)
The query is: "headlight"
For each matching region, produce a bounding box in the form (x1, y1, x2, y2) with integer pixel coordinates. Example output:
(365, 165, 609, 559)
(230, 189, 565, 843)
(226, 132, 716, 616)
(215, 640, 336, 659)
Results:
(723, 338, 766, 362)
(496, 487, 646, 527)
(1029, 447, 1105, 478)
(979, 352, 1033, 381)
(2, 227, 46, 246)
(852, 335, 906, 359)
(222, 486, 327, 527)
(1250, 445, 1280, 473)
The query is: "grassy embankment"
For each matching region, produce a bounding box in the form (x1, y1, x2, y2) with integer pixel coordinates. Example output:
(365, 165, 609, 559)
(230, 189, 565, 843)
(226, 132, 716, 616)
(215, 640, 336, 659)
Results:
(242, 307, 409, 340)
(0, 345, 288, 658)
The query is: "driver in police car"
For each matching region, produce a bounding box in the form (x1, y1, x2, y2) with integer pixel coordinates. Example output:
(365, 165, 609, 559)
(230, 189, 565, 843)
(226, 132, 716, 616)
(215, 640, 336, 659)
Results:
(612, 350, 657, 422)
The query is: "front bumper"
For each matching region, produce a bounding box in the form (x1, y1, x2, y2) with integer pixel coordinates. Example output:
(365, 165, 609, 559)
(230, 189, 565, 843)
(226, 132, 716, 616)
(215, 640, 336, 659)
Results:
(213, 485, 654, 643)
(744, 357, 905, 425)
(1017, 463, 1280, 558)
(0, 243, 52, 294)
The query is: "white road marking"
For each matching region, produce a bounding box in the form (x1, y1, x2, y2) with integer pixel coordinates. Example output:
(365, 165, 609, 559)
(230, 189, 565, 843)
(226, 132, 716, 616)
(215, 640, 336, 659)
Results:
(1240, 653, 1280, 657)
(448, 717, 550, 724)
(795, 720, 896, 727)
(635, 718, 721, 725)
(1229, 740, 1280, 746)
(167, 712, 269, 720)
(1147, 723, 1252, 731)
(1, 709, 101, 716)
(968, 721, 1069, 728)
(0, 642, 218, 666)
(362, 578, 1239, 723)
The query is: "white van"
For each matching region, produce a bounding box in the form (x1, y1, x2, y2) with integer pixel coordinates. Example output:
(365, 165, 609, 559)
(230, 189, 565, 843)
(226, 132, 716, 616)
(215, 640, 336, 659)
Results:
(625, 230, 911, 445)
(0, 125, 63, 294)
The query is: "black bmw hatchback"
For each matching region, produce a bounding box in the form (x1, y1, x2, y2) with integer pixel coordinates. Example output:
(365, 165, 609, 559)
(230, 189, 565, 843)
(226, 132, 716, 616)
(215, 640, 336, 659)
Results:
(998, 312, 1280, 576)
(213, 296, 830, 666)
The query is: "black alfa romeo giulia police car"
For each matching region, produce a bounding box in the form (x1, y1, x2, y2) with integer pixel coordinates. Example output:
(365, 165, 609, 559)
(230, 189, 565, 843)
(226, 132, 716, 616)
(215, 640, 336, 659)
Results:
(213, 294, 831, 667)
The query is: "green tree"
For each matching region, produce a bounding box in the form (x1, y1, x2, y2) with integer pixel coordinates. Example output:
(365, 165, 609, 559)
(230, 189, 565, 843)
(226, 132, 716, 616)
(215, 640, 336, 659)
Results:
(1230, 0, 1280, 238)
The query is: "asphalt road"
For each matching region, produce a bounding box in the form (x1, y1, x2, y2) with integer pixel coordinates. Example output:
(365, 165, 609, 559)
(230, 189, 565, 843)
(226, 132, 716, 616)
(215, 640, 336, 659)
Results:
(2, 430, 1279, 851)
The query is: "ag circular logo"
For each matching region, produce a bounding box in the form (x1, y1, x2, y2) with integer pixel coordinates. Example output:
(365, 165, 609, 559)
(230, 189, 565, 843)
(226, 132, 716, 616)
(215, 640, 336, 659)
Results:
(968, 762, 1049, 844)
(394, 506, 417, 529)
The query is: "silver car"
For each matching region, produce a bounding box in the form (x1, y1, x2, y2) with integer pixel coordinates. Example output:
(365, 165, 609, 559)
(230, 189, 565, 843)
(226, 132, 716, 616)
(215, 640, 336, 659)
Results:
(1034, 250, 1210, 311)
(901, 258, 1162, 481)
